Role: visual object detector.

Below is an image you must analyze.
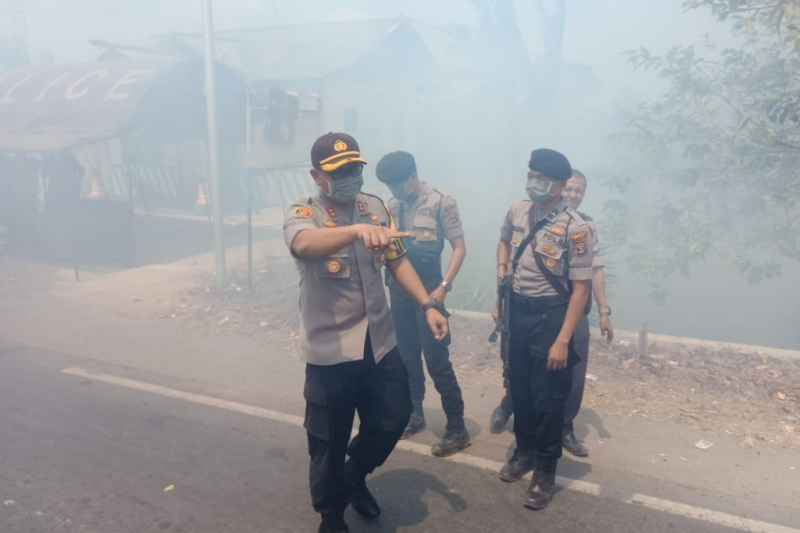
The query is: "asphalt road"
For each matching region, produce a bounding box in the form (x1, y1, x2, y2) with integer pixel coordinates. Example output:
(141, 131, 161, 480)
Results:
(1, 343, 797, 533)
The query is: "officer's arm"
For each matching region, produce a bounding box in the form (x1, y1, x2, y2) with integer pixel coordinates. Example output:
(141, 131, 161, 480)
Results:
(496, 239, 512, 282)
(556, 280, 591, 346)
(443, 236, 466, 285)
(592, 268, 609, 310)
(387, 257, 449, 341)
(386, 257, 434, 307)
(292, 225, 410, 259)
(592, 268, 614, 342)
(290, 227, 361, 259)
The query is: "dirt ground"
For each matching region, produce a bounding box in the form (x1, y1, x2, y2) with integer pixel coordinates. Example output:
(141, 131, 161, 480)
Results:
(156, 258, 800, 450)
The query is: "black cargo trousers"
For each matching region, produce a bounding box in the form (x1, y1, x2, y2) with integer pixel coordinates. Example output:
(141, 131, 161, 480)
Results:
(303, 331, 412, 514)
(508, 295, 577, 473)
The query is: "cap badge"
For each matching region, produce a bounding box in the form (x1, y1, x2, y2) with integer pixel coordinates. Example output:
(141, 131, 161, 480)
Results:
(334, 140, 348, 152)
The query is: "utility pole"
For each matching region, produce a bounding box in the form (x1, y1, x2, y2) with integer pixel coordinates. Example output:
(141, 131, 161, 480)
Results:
(202, 0, 226, 285)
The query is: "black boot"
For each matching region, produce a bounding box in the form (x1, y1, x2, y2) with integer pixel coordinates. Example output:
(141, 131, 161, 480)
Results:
(499, 451, 534, 482)
(562, 432, 588, 457)
(318, 511, 349, 533)
(344, 459, 380, 519)
(490, 404, 512, 434)
(400, 410, 426, 440)
(431, 418, 471, 457)
(523, 470, 557, 510)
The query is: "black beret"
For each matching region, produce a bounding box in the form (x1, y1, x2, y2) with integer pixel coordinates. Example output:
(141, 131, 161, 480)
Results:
(528, 149, 572, 181)
(376, 151, 417, 184)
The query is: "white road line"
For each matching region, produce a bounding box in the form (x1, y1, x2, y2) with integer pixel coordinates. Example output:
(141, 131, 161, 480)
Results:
(625, 494, 800, 533)
(62, 366, 799, 533)
(61, 366, 304, 427)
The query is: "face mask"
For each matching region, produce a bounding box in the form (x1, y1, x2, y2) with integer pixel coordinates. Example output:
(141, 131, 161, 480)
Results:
(526, 176, 557, 204)
(323, 174, 364, 202)
(389, 182, 414, 202)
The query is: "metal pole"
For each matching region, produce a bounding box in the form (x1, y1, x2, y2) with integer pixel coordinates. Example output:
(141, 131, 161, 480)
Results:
(203, 0, 226, 285)
(245, 89, 254, 292)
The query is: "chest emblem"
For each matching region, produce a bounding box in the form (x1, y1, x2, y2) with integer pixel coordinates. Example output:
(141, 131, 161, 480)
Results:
(326, 260, 342, 274)
(323, 220, 337, 228)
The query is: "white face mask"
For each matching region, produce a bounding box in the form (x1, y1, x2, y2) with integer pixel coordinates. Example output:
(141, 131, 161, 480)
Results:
(526, 176, 557, 204)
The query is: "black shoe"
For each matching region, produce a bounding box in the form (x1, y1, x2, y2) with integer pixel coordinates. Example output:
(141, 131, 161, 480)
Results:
(523, 471, 557, 510)
(319, 512, 349, 533)
(490, 404, 512, 434)
(499, 451, 534, 482)
(562, 432, 588, 457)
(344, 460, 381, 519)
(400, 411, 426, 439)
(431, 422, 471, 457)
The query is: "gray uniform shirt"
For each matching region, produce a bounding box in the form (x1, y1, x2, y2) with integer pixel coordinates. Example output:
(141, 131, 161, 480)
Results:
(284, 191, 405, 366)
(501, 200, 594, 297)
(387, 183, 464, 255)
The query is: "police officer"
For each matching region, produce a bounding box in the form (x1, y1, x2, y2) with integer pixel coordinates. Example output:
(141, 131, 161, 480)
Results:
(560, 169, 614, 456)
(489, 170, 615, 460)
(284, 133, 449, 533)
(495, 149, 594, 510)
(375, 151, 470, 457)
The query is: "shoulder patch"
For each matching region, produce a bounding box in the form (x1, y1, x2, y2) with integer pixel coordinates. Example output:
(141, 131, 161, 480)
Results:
(294, 206, 313, 218)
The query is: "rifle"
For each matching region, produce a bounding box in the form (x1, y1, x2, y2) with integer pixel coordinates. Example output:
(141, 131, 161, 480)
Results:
(488, 273, 512, 390)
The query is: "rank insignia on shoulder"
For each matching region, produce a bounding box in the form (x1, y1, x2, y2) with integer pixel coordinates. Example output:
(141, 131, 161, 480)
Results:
(358, 201, 366, 213)
(323, 220, 337, 228)
(326, 260, 342, 274)
(327, 207, 337, 219)
(294, 206, 313, 218)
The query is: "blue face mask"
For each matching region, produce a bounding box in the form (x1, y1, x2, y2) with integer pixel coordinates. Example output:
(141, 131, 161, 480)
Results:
(324, 174, 364, 202)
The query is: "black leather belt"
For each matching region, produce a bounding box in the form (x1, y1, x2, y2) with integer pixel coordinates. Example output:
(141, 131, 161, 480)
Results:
(511, 293, 568, 313)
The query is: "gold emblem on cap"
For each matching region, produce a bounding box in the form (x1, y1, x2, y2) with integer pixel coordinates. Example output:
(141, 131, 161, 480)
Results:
(334, 140, 348, 152)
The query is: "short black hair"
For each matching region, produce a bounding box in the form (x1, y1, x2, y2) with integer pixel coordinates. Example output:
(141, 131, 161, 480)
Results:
(376, 151, 417, 184)
(571, 169, 587, 184)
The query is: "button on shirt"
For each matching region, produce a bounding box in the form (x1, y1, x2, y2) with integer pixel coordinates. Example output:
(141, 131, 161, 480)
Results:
(500, 200, 595, 298)
(284, 191, 406, 365)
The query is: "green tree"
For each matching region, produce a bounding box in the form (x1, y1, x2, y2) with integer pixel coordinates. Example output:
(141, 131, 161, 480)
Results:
(609, 0, 800, 283)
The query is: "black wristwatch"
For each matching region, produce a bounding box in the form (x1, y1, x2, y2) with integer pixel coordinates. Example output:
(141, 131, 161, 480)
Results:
(422, 298, 439, 312)
(441, 281, 453, 292)
(599, 306, 612, 316)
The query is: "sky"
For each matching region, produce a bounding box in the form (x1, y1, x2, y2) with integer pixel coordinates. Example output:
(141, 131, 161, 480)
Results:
(14, 0, 733, 106)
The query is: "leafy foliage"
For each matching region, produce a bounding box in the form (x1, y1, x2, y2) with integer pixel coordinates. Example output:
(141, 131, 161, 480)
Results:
(608, 0, 800, 282)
